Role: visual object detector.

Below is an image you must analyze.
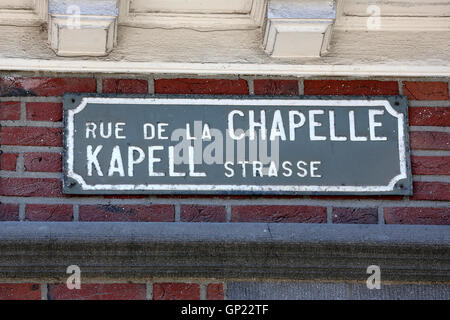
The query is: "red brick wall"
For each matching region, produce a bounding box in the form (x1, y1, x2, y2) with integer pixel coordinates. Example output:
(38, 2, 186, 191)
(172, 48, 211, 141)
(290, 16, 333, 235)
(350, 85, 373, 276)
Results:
(0, 281, 223, 300)
(1, 75, 449, 299)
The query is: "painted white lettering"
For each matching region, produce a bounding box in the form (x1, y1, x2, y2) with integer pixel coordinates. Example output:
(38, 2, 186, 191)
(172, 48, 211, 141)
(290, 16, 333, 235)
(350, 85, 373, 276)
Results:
(100, 122, 112, 139)
(349, 110, 368, 141)
(297, 161, 308, 177)
(228, 110, 245, 140)
(253, 161, 263, 177)
(186, 123, 196, 140)
(107, 145, 124, 177)
(87, 145, 103, 176)
(224, 161, 234, 177)
(115, 123, 126, 139)
(268, 161, 278, 177)
(148, 146, 165, 177)
(249, 110, 266, 141)
(309, 110, 326, 141)
(369, 109, 387, 141)
(329, 110, 347, 141)
(238, 161, 249, 178)
(127, 146, 145, 177)
(202, 123, 212, 140)
(158, 123, 169, 140)
(289, 111, 306, 141)
(168, 146, 185, 177)
(270, 110, 286, 141)
(310, 161, 322, 178)
(188, 146, 206, 177)
(143, 123, 155, 140)
(282, 161, 293, 177)
(86, 122, 97, 139)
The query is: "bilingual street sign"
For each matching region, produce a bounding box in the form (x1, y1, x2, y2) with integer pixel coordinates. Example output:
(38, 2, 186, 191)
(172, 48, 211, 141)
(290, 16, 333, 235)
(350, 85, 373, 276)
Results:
(63, 95, 412, 195)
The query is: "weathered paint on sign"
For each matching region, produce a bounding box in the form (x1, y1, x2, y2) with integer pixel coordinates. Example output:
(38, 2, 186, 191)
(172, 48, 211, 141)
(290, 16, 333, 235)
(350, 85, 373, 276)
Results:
(63, 95, 412, 195)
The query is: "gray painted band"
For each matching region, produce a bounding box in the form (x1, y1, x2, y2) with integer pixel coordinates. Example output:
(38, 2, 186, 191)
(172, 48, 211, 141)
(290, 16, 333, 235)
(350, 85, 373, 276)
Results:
(1, 222, 449, 244)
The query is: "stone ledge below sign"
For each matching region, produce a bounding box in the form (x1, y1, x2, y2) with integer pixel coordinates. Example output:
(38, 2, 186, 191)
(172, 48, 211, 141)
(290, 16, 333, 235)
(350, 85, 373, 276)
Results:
(0, 222, 449, 283)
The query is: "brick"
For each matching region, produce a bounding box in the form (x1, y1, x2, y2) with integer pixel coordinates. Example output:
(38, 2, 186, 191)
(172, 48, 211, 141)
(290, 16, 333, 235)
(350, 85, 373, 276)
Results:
(155, 78, 249, 95)
(0, 127, 62, 146)
(0, 101, 20, 120)
(48, 284, 146, 300)
(180, 205, 226, 222)
(0, 77, 96, 97)
(1, 153, 18, 171)
(254, 79, 299, 95)
(79, 204, 174, 222)
(0, 203, 19, 221)
(102, 79, 148, 94)
(207, 284, 224, 300)
(385, 207, 450, 225)
(0, 284, 41, 300)
(26, 102, 63, 122)
(153, 283, 200, 300)
(332, 207, 378, 224)
(403, 81, 449, 101)
(232, 205, 327, 223)
(410, 131, 450, 151)
(412, 182, 450, 201)
(0, 178, 62, 197)
(409, 107, 450, 127)
(304, 80, 399, 96)
(26, 204, 73, 221)
(24, 152, 62, 172)
(411, 156, 450, 175)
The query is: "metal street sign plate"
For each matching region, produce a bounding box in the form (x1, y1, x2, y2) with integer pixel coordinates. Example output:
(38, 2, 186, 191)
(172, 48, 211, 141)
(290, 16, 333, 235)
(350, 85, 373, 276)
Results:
(63, 95, 412, 195)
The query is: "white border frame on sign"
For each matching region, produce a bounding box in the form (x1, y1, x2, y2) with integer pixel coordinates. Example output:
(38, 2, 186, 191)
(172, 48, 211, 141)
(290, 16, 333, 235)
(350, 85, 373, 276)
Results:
(66, 98, 407, 193)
